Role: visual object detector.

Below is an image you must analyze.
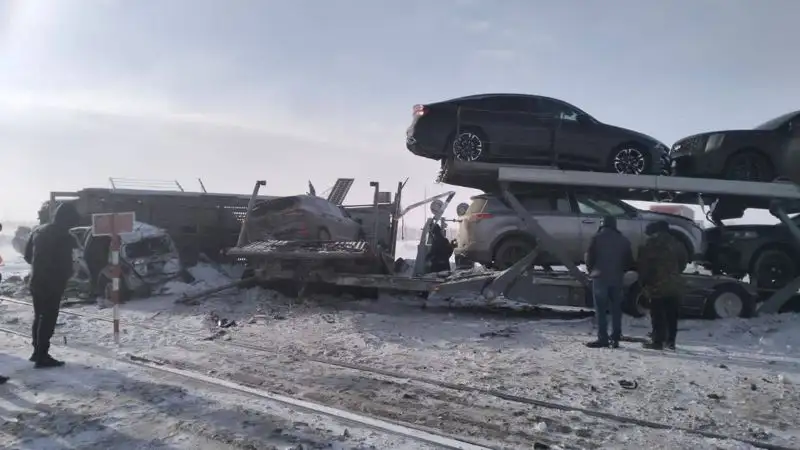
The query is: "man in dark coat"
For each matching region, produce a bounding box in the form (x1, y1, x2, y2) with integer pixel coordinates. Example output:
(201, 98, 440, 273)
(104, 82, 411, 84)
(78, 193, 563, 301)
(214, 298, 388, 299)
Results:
(23, 202, 80, 368)
(0, 222, 5, 382)
(638, 220, 686, 350)
(427, 223, 453, 273)
(585, 215, 635, 348)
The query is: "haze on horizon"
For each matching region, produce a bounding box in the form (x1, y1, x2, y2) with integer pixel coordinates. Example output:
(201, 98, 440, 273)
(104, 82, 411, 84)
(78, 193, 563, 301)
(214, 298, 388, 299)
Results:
(1, 0, 798, 225)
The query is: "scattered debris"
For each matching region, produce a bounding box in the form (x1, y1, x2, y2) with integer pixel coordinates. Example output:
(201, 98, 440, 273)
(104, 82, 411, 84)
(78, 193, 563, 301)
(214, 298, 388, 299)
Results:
(706, 393, 724, 400)
(618, 380, 638, 390)
(480, 326, 517, 338)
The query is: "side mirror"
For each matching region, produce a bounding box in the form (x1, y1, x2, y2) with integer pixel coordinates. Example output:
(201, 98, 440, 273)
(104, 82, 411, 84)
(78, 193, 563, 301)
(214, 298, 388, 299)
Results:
(456, 202, 469, 216)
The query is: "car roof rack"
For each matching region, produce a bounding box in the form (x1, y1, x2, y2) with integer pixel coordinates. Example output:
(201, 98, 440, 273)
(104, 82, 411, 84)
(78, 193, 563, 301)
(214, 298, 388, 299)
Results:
(436, 159, 800, 315)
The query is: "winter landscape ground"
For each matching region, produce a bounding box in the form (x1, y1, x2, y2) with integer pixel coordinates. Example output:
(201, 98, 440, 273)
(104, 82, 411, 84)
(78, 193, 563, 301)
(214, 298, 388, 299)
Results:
(1, 239, 800, 449)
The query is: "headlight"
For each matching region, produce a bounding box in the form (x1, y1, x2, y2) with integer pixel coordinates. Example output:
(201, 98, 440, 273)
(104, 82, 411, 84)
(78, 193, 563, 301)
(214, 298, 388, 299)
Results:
(133, 260, 148, 274)
(724, 230, 758, 239)
(705, 133, 725, 152)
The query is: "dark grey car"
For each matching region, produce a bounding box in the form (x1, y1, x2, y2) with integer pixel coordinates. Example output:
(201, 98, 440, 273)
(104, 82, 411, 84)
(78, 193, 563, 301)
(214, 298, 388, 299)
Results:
(454, 187, 705, 269)
(248, 195, 364, 241)
(407, 93, 670, 175)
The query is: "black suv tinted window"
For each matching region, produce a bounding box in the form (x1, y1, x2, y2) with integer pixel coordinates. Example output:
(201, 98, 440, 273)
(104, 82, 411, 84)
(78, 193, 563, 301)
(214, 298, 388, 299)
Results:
(476, 96, 532, 113)
(536, 98, 581, 122)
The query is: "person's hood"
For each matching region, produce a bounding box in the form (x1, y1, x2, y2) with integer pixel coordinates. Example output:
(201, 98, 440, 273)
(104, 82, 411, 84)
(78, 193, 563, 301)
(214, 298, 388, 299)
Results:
(52, 202, 80, 229)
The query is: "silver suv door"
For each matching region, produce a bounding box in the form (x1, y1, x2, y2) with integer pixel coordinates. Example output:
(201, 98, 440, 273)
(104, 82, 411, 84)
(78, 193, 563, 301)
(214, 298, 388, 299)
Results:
(516, 190, 582, 264)
(573, 193, 645, 259)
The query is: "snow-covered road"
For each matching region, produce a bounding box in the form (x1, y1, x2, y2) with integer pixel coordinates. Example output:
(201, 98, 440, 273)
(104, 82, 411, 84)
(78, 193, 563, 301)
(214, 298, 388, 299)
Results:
(2, 261, 800, 449)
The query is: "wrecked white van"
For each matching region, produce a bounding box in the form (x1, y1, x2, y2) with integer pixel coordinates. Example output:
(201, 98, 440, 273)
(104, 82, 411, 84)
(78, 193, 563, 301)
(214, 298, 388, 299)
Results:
(68, 222, 191, 300)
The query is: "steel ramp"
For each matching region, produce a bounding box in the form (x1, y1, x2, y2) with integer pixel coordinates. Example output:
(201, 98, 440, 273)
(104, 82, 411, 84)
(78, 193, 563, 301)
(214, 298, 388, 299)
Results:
(327, 178, 355, 205)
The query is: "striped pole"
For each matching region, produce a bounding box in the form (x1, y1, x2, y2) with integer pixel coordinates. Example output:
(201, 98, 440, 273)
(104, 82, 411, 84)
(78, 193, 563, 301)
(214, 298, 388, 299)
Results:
(110, 214, 121, 345)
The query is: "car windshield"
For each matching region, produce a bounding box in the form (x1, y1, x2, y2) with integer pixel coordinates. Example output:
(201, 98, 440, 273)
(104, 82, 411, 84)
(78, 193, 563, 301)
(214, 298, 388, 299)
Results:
(754, 111, 799, 130)
(575, 194, 631, 216)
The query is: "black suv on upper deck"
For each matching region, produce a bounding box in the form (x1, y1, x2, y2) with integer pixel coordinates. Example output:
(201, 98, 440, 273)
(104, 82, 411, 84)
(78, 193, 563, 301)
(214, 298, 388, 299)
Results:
(406, 93, 670, 175)
(670, 110, 800, 182)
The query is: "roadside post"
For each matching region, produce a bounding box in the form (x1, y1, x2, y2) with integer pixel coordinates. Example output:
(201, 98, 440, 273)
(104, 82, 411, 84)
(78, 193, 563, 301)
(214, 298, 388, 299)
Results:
(91, 212, 135, 344)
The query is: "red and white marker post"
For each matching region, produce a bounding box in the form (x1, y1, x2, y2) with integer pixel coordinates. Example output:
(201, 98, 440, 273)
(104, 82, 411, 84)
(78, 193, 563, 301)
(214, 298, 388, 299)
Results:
(91, 212, 135, 345)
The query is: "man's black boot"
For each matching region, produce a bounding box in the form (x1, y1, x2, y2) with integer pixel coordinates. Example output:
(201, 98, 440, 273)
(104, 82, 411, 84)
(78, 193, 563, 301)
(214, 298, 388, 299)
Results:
(29, 353, 37, 362)
(610, 340, 620, 349)
(34, 354, 65, 369)
(642, 341, 664, 350)
(666, 341, 676, 350)
(0, 375, 8, 384)
(586, 340, 609, 348)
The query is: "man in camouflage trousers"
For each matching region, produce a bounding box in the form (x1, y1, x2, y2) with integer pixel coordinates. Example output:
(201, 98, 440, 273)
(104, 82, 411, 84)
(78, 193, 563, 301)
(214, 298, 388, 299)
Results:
(637, 220, 687, 350)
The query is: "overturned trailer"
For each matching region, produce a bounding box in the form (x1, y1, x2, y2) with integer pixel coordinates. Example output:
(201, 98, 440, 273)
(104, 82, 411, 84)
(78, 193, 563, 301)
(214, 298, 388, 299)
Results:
(39, 178, 275, 265)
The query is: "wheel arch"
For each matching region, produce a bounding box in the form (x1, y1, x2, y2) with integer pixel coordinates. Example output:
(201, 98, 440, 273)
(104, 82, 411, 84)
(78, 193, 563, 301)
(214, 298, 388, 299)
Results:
(490, 230, 537, 261)
(724, 146, 775, 175)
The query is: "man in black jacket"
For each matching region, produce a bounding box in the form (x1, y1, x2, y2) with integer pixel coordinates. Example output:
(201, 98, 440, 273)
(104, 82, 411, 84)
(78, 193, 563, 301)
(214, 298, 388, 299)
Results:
(426, 223, 453, 273)
(24, 203, 80, 368)
(0, 221, 6, 382)
(585, 215, 635, 349)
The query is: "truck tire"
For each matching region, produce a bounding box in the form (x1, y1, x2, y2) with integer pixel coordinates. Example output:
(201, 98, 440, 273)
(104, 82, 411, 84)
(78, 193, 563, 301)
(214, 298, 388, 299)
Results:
(703, 283, 755, 319)
(622, 282, 649, 318)
(750, 248, 797, 290)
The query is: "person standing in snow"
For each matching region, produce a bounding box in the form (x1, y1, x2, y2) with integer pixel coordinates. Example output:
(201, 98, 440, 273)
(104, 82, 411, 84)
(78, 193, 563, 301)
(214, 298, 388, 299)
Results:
(426, 223, 453, 273)
(637, 220, 686, 350)
(23, 202, 80, 368)
(0, 222, 5, 383)
(585, 215, 635, 349)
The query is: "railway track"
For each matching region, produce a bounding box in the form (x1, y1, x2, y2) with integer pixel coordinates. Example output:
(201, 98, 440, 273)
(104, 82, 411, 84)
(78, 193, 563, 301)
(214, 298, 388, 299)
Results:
(0, 325, 495, 450)
(0, 295, 795, 450)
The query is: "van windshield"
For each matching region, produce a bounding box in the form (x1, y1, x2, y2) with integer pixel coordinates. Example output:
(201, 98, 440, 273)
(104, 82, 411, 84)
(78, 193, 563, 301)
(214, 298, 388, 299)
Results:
(124, 236, 173, 259)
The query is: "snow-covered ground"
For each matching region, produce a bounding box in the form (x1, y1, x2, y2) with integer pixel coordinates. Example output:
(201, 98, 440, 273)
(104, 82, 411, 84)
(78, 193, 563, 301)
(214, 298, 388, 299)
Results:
(2, 240, 800, 448)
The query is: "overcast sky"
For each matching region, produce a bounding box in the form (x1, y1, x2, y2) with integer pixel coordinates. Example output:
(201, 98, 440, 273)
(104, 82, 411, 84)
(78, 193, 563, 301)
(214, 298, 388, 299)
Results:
(1, 0, 797, 225)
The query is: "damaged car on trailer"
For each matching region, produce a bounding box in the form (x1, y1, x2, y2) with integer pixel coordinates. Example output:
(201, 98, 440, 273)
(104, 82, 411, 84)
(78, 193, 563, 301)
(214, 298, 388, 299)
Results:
(247, 194, 366, 241)
(68, 221, 192, 300)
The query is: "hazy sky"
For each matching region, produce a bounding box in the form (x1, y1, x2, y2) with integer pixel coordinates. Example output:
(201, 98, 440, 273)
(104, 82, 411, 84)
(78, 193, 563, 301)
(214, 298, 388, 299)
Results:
(1, 0, 798, 224)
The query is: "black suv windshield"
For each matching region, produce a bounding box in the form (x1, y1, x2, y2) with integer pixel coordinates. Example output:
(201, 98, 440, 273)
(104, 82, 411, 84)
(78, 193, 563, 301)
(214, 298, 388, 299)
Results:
(754, 111, 799, 130)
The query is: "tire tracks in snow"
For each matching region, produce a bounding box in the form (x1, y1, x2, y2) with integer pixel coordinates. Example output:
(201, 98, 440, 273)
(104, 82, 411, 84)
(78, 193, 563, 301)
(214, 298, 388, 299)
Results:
(0, 325, 493, 450)
(0, 296, 796, 450)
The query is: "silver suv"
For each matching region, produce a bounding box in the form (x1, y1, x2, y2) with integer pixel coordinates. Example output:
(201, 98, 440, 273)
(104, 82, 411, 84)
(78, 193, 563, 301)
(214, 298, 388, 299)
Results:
(455, 188, 705, 269)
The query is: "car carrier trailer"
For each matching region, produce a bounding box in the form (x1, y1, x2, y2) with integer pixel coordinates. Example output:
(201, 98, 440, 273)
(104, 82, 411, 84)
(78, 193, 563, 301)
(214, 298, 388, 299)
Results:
(433, 159, 800, 316)
(223, 161, 800, 319)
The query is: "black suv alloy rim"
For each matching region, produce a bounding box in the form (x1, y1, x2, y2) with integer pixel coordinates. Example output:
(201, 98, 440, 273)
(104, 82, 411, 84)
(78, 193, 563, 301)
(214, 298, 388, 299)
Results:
(613, 148, 646, 174)
(452, 132, 483, 161)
